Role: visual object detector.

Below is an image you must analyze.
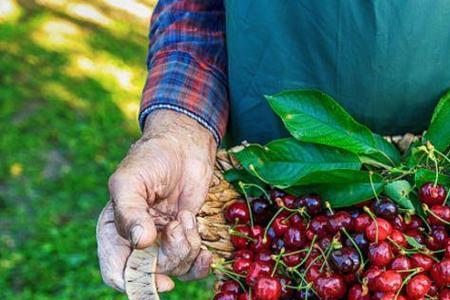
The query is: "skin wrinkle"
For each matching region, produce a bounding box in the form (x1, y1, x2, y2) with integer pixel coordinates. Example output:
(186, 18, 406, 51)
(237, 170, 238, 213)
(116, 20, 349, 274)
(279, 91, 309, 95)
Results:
(97, 110, 217, 292)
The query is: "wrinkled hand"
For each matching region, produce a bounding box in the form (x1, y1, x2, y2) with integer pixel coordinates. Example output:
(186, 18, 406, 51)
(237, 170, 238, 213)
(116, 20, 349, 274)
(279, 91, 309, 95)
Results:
(96, 110, 217, 293)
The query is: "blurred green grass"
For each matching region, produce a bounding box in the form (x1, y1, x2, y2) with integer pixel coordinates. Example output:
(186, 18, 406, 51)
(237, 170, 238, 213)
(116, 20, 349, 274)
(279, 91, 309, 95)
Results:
(0, 0, 213, 299)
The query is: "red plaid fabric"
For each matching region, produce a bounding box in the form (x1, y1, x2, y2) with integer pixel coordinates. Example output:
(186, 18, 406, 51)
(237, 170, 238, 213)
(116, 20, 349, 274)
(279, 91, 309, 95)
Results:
(139, 0, 228, 144)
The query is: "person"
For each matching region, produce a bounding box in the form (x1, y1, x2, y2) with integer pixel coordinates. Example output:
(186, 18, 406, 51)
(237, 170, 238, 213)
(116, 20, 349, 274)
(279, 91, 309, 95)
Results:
(96, 0, 450, 293)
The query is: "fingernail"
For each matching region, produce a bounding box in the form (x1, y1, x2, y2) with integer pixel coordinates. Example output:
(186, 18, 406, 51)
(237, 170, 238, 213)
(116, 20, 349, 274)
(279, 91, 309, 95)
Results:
(181, 212, 195, 230)
(130, 225, 143, 247)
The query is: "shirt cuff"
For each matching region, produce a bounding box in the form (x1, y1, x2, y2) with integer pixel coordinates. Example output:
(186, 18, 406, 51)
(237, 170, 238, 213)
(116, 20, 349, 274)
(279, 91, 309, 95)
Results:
(139, 51, 229, 145)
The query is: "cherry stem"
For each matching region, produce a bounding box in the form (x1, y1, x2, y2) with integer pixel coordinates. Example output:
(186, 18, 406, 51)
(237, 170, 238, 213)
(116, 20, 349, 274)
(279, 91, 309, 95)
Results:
(229, 229, 256, 242)
(363, 206, 379, 243)
(293, 235, 318, 271)
(395, 267, 423, 299)
(325, 201, 334, 215)
(317, 243, 332, 272)
(342, 228, 366, 272)
(423, 204, 450, 226)
(271, 248, 285, 277)
(369, 171, 381, 202)
(263, 206, 285, 242)
(238, 182, 254, 227)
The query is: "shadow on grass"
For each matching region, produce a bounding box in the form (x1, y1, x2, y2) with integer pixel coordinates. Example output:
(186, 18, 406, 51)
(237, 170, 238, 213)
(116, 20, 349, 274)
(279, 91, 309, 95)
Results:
(0, 1, 213, 299)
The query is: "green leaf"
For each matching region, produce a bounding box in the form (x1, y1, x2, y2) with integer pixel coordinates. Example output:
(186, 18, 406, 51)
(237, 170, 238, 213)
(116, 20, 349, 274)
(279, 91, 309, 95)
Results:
(291, 171, 385, 208)
(232, 138, 361, 188)
(405, 235, 425, 249)
(369, 134, 401, 165)
(415, 168, 450, 188)
(424, 90, 450, 151)
(409, 193, 426, 219)
(266, 89, 400, 164)
(223, 169, 267, 197)
(384, 180, 415, 211)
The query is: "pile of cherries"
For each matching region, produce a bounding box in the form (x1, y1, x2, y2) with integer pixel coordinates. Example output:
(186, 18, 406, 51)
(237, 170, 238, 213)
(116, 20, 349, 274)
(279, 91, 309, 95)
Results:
(213, 182, 450, 300)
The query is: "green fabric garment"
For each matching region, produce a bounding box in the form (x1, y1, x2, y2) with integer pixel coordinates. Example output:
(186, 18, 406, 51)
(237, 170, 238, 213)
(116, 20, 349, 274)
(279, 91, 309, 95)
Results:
(224, 0, 450, 146)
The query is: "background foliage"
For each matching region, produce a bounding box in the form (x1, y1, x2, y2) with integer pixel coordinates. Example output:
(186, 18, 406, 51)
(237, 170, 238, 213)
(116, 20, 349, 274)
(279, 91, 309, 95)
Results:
(0, 1, 212, 299)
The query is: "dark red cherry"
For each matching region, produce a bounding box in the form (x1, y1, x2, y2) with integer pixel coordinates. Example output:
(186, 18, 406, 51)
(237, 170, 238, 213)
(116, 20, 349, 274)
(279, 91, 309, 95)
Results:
(283, 224, 305, 249)
(306, 265, 322, 283)
(374, 270, 402, 293)
(431, 259, 450, 287)
(345, 233, 369, 252)
(297, 194, 322, 216)
(428, 205, 450, 225)
(225, 201, 250, 224)
(214, 292, 238, 300)
(368, 241, 393, 267)
(314, 273, 347, 300)
(364, 265, 383, 290)
(232, 257, 252, 275)
(293, 289, 318, 300)
(230, 225, 250, 249)
(405, 215, 423, 230)
(309, 215, 329, 238)
(329, 247, 360, 274)
(373, 198, 398, 220)
(270, 188, 286, 201)
(390, 255, 412, 273)
(245, 261, 272, 286)
(234, 249, 253, 260)
(348, 284, 370, 300)
(392, 215, 406, 231)
(427, 226, 448, 250)
(276, 275, 292, 300)
(389, 229, 408, 253)
(250, 225, 271, 252)
(271, 216, 290, 237)
(282, 252, 302, 267)
(255, 250, 273, 264)
(419, 182, 447, 205)
(221, 280, 241, 294)
(251, 198, 274, 225)
(327, 211, 352, 234)
(271, 237, 286, 252)
(254, 276, 281, 300)
(353, 213, 372, 233)
(440, 289, 450, 300)
(405, 229, 426, 245)
(406, 274, 431, 299)
(365, 218, 392, 242)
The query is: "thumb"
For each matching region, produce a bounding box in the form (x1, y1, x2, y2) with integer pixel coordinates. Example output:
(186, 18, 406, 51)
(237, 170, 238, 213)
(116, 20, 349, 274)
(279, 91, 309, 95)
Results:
(109, 172, 157, 249)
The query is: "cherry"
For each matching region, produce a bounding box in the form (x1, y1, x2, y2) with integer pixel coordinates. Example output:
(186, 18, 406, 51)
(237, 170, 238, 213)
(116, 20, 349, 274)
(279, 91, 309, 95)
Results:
(373, 198, 398, 220)
(427, 226, 448, 250)
(348, 284, 370, 300)
(392, 215, 406, 231)
(405, 229, 426, 245)
(353, 213, 372, 233)
(250, 225, 271, 252)
(318, 236, 333, 251)
(389, 229, 408, 253)
(342, 273, 357, 285)
(270, 188, 286, 201)
(345, 233, 369, 252)
(297, 194, 322, 216)
(365, 218, 392, 242)
(283, 224, 305, 249)
(368, 241, 393, 267)
(254, 276, 281, 300)
(282, 252, 302, 267)
(271, 216, 290, 237)
(364, 265, 384, 290)
(431, 259, 450, 287)
(410, 253, 434, 272)
(237, 293, 250, 300)
(390, 255, 412, 273)
(221, 280, 241, 294)
(255, 250, 273, 264)
(419, 182, 447, 205)
(306, 265, 322, 283)
(251, 198, 273, 225)
(232, 257, 252, 275)
(406, 274, 431, 299)
(231, 225, 251, 249)
(309, 215, 329, 238)
(214, 292, 238, 300)
(245, 261, 272, 286)
(440, 289, 450, 300)
(405, 215, 423, 230)
(329, 247, 360, 274)
(445, 240, 450, 257)
(234, 249, 254, 260)
(225, 201, 250, 224)
(327, 211, 352, 234)
(289, 213, 304, 226)
(428, 205, 450, 225)
(271, 237, 286, 252)
(374, 270, 402, 293)
(314, 273, 347, 300)
(275, 275, 292, 300)
(294, 289, 318, 300)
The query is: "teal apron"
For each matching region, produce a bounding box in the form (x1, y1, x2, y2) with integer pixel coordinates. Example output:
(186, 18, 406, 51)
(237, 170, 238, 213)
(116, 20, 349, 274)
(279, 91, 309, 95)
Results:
(225, 0, 450, 145)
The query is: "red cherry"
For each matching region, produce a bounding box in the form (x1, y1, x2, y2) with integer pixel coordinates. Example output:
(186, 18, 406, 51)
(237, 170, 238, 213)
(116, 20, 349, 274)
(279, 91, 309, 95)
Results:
(255, 250, 273, 265)
(237, 293, 250, 300)
(327, 211, 353, 234)
(428, 205, 450, 225)
(254, 276, 281, 300)
(245, 261, 272, 286)
(250, 225, 271, 252)
(445, 240, 450, 258)
(221, 280, 241, 294)
(392, 215, 406, 231)
(214, 291, 238, 300)
(390, 255, 412, 274)
(348, 284, 370, 300)
(314, 273, 347, 300)
(232, 257, 252, 275)
(405, 215, 423, 230)
(306, 265, 322, 283)
(431, 259, 450, 287)
(270, 189, 286, 201)
(410, 253, 434, 272)
(309, 215, 329, 238)
(364, 265, 384, 290)
(368, 241, 393, 267)
(282, 252, 302, 267)
(231, 225, 250, 249)
(365, 218, 392, 242)
(374, 270, 402, 293)
(297, 194, 323, 216)
(275, 275, 292, 300)
(271, 216, 290, 237)
(251, 198, 274, 225)
(419, 182, 447, 205)
(283, 224, 305, 249)
(234, 249, 254, 260)
(277, 194, 296, 209)
(405, 229, 426, 245)
(427, 226, 448, 250)
(389, 229, 408, 252)
(225, 201, 250, 224)
(353, 213, 372, 233)
(440, 289, 450, 300)
(288, 214, 304, 226)
(406, 274, 431, 298)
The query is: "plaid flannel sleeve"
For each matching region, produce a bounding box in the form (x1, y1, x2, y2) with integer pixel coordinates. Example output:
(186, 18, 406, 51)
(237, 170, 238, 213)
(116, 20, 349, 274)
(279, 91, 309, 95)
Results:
(139, 0, 228, 144)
